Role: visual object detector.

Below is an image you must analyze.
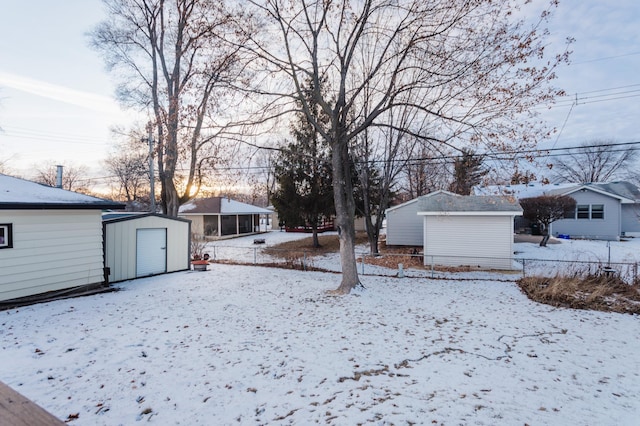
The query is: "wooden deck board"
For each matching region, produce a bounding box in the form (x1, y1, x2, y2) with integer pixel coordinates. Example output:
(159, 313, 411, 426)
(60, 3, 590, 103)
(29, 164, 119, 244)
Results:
(0, 381, 64, 425)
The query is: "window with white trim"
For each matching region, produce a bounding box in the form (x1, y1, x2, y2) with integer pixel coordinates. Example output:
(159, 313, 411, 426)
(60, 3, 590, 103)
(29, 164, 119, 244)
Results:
(0, 224, 13, 249)
(591, 204, 604, 219)
(572, 204, 605, 220)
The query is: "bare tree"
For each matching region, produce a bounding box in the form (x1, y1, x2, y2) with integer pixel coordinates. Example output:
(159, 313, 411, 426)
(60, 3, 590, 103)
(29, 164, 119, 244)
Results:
(398, 143, 451, 200)
(550, 140, 639, 183)
(33, 163, 90, 193)
(91, 0, 249, 216)
(520, 195, 576, 247)
(104, 130, 150, 210)
(240, 0, 570, 293)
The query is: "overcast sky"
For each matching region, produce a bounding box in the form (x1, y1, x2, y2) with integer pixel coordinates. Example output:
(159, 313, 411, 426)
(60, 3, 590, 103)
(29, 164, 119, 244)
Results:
(0, 0, 639, 178)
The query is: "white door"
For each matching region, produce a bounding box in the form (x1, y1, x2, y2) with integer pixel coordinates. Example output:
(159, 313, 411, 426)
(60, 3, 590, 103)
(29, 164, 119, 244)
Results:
(136, 228, 167, 277)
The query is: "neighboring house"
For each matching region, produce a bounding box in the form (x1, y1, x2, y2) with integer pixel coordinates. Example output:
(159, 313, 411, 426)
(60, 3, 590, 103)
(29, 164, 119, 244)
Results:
(0, 174, 124, 304)
(385, 190, 521, 270)
(475, 181, 640, 240)
(178, 197, 272, 239)
(102, 213, 191, 283)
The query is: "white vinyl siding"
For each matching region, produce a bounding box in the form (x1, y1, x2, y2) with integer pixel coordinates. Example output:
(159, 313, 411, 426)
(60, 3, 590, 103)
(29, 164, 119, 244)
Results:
(423, 215, 514, 270)
(104, 215, 190, 283)
(0, 210, 104, 302)
(385, 200, 422, 246)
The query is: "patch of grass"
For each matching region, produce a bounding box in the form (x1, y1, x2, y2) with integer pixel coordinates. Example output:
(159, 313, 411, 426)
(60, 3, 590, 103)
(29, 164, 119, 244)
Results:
(264, 232, 369, 258)
(517, 273, 640, 314)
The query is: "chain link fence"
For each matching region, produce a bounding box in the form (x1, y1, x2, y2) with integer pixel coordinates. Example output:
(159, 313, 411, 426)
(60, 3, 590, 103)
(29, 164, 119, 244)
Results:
(201, 243, 640, 285)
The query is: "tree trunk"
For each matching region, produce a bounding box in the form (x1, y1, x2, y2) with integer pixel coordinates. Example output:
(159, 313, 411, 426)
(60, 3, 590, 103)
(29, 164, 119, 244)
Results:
(330, 140, 361, 294)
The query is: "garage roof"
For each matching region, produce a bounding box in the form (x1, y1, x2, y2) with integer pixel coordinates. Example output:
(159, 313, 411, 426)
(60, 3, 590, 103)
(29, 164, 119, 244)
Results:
(418, 192, 522, 216)
(0, 173, 124, 210)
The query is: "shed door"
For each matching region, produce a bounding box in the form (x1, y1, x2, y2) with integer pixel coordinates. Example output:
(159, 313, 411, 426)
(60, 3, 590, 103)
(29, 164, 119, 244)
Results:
(136, 228, 167, 277)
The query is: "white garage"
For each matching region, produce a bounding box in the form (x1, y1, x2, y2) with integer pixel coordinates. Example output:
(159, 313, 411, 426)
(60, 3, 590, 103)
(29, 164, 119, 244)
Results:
(103, 213, 191, 282)
(418, 192, 522, 270)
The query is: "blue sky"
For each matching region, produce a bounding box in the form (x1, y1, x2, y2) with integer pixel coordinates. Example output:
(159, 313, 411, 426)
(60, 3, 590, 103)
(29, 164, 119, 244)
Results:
(0, 0, 639, 177)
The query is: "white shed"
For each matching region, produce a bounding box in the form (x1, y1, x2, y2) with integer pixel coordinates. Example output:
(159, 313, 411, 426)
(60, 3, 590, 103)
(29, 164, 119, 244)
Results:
(0, 174, 124, 304)
(103, 213, 191, 283)
(418, 192, 522, 270)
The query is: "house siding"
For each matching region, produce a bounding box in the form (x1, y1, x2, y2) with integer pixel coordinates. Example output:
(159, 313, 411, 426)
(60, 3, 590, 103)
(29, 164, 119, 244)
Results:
(621, 204, 640, 233)
(385, 200, 422, 246)
(551, 191, 620, 240)
(0, 210, 105, 301)
(104, 216, 190, 283)
(423, 215, 514, 269)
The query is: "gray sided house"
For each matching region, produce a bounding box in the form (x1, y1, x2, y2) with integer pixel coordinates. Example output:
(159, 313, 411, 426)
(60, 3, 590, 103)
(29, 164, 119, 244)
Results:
(102, 213, 191, 283)
(475, 181, 640, 241)
(179, 197, 272, 239)
(548, 182, 640, 240)
(0, 174, 124, 304)
(385, 197, 424, 246)
(418, 192, 522, 270)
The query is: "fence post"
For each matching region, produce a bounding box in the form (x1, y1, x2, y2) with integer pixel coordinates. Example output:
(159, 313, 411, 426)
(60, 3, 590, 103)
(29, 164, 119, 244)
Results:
(522, 258, 526, 277)
(361, 254, 365, 275)
(303, 251, 307, 271)
(430, 255, 434, 278)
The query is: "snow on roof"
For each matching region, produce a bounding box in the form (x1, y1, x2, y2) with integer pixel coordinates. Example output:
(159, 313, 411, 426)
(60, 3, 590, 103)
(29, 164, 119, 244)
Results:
(473, 182, 577, 198)
(474, 181, 640, 203)
(0, 174, 124, 209)
(418, 191, 522, 214)
(179, 197, 272, 215)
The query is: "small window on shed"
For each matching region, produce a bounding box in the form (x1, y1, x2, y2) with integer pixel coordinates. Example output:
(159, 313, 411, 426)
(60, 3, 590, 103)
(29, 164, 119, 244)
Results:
(0, 224, 13, 249)
(591, 204, 604, 219)
(577, 205, 589, 219)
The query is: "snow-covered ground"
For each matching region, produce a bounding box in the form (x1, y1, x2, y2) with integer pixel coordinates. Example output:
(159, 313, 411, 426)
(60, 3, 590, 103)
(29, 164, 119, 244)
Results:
(1, 232, 640, 425)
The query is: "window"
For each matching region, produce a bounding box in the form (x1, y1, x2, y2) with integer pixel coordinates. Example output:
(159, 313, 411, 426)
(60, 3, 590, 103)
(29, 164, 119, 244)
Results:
(575, 204, 604, 220)
(563, 207, 575, 219)
(591, 204, 604, 219)
(577, 205, 589, 219)
(0, 223, 13, 249)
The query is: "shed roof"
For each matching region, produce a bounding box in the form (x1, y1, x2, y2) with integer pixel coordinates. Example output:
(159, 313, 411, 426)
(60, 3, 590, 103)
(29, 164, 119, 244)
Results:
(418, 192, 522, 215)
(102, 212, 191, 224)
(178, 197, 272, 215)
(0, 173, 124, 210)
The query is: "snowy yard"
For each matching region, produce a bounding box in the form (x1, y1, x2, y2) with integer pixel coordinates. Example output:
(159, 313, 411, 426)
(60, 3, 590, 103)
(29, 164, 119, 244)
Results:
(1, 233, 640, 425)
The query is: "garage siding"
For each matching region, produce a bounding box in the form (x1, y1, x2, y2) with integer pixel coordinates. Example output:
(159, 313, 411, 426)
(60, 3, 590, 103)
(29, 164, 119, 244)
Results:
(424, 215, 514, 269)
(385, 200, 422, 246)
(0, 210, 105, 301)
(104, 215, 190, 283)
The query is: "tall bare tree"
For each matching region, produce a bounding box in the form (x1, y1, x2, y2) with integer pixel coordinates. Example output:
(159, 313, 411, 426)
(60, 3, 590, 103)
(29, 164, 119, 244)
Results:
(239, 0, 570, 293)
(550, 140, 638, 183)
(104, 130, 150, 210)
(91, 0, 249, 216)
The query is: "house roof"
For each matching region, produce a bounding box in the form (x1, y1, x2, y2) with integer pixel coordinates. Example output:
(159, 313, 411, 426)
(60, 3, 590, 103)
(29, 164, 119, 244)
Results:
(474, 181, 640, 204)
(178, 197, 272, 215)
(0, 173, 124, 210)
(417, 192, 522, 216)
